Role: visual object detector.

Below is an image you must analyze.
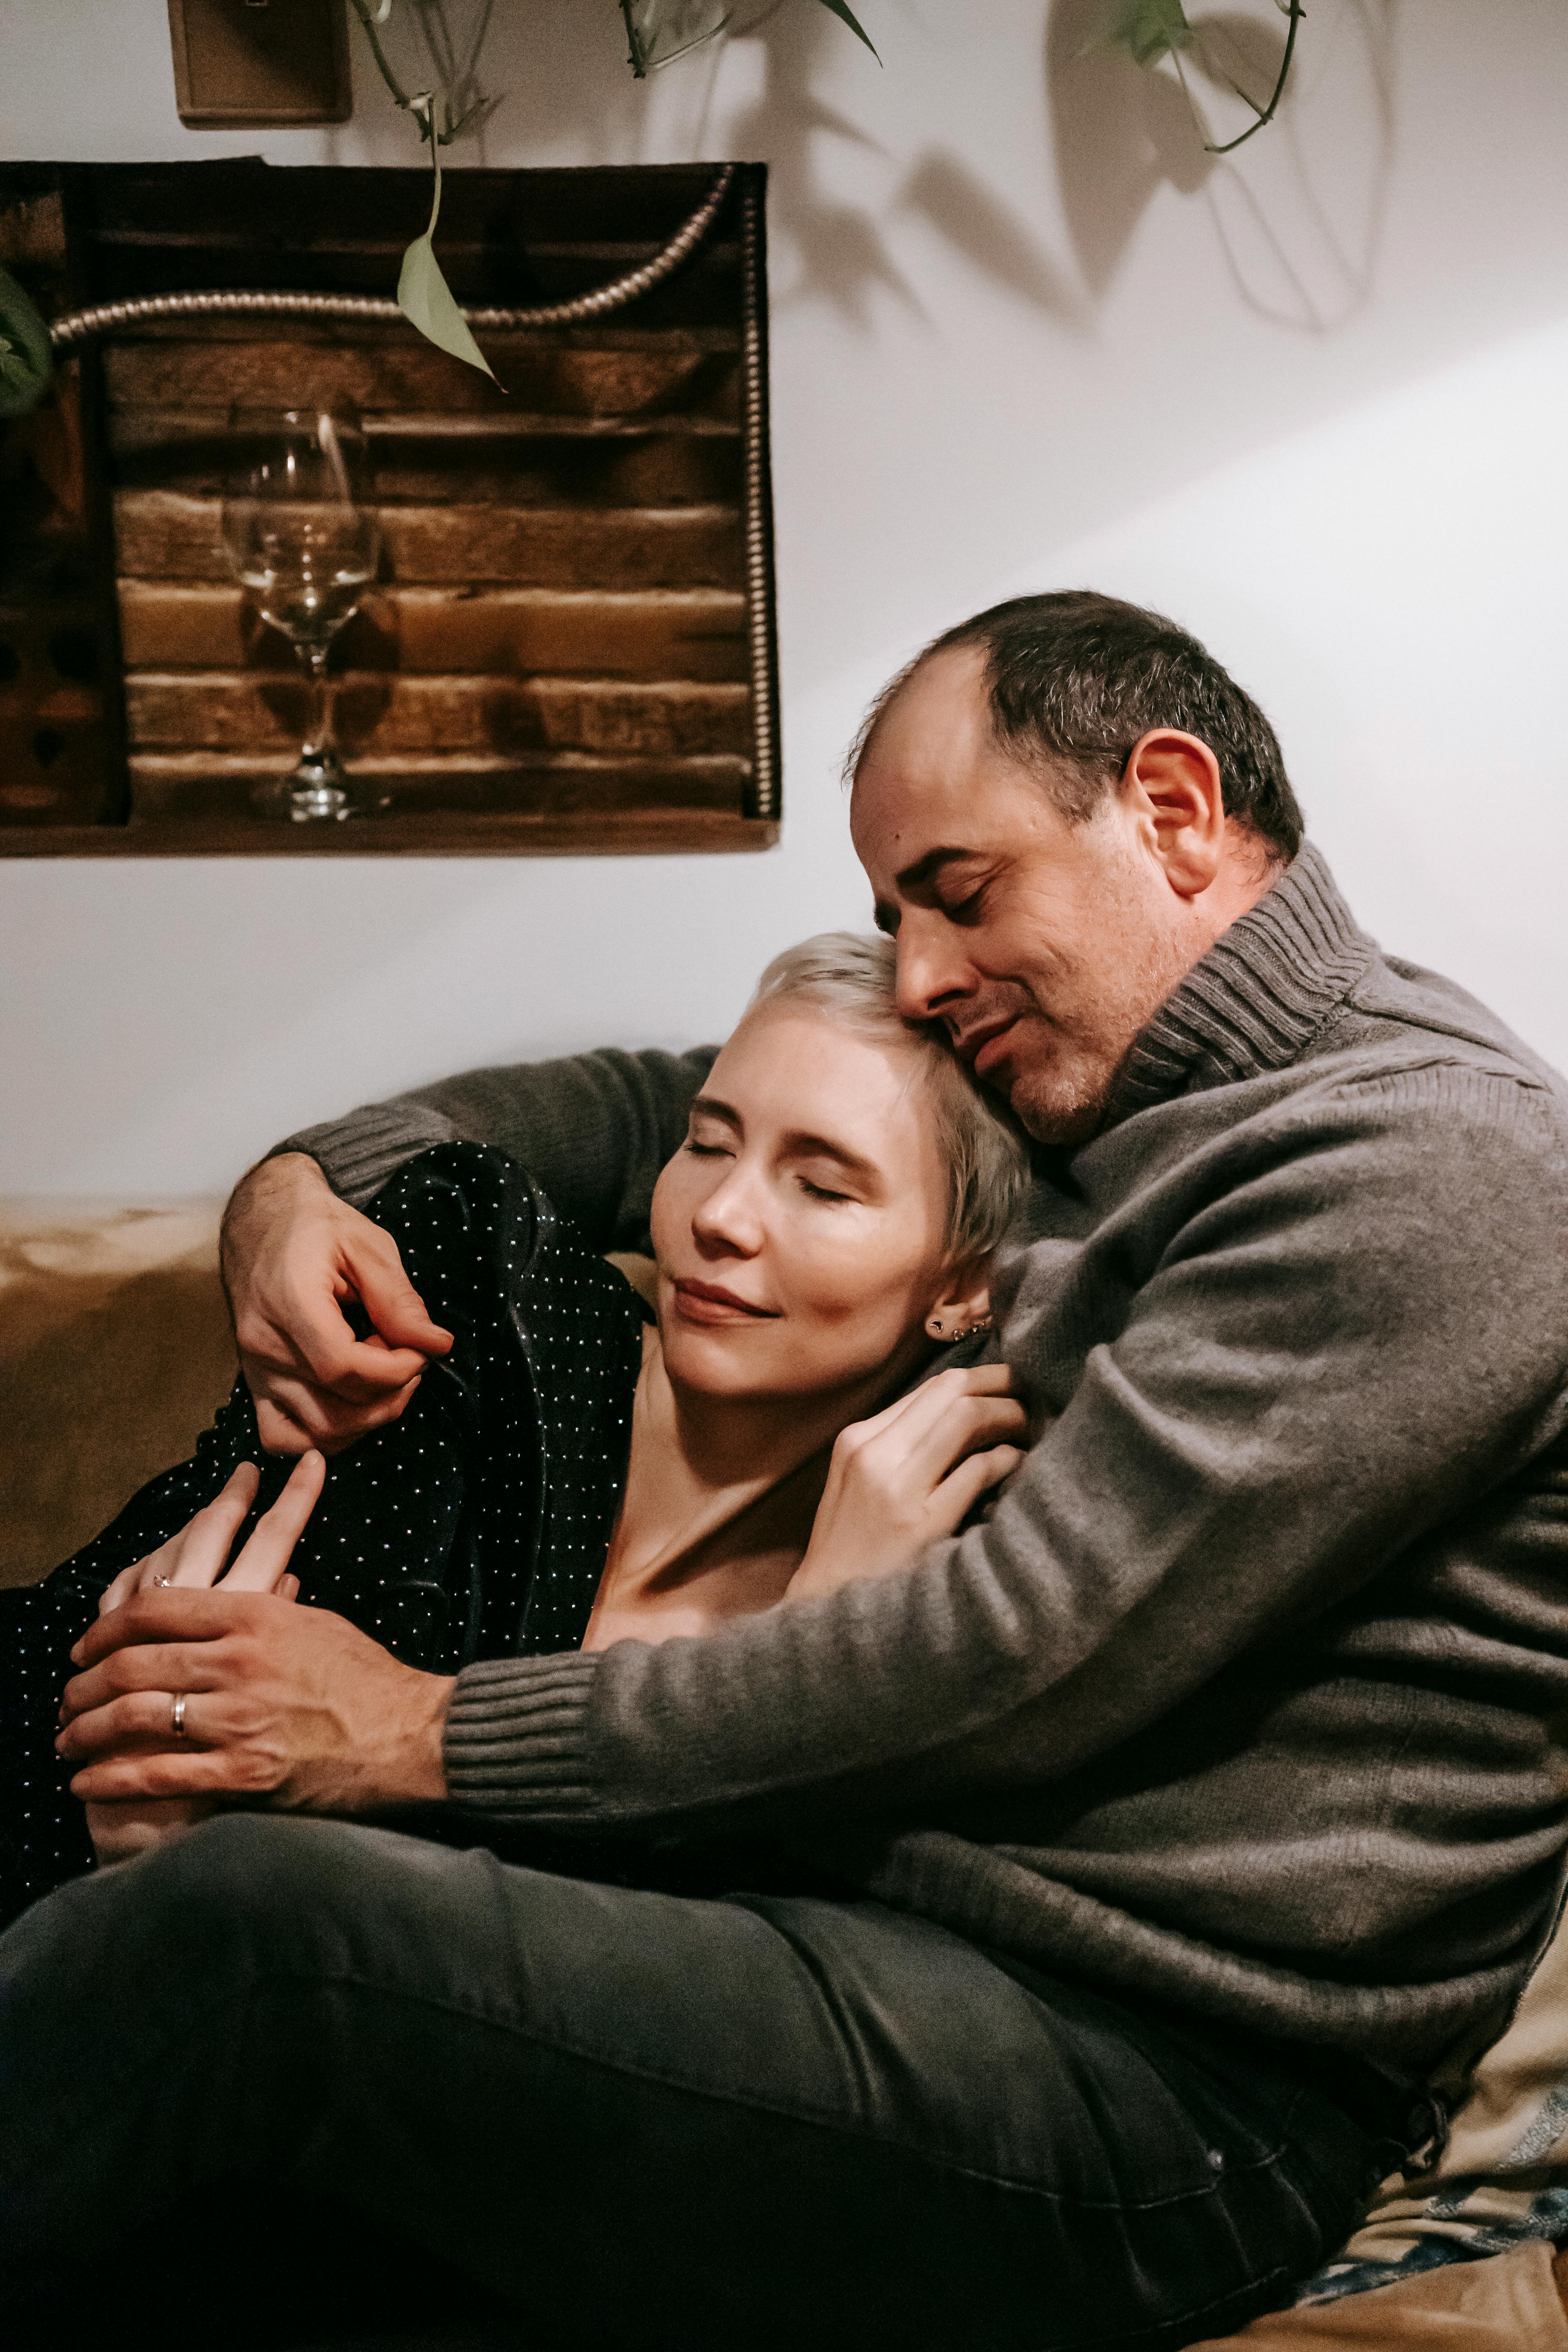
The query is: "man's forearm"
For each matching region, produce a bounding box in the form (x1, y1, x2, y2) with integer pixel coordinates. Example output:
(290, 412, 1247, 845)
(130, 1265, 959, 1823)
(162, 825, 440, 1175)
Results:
(274, 1044, 718, 1252)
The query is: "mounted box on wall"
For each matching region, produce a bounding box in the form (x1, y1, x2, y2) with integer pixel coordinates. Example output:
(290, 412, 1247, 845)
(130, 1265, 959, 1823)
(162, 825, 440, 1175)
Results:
(0, 158, 779, 858)
(167, 0, 352, 128)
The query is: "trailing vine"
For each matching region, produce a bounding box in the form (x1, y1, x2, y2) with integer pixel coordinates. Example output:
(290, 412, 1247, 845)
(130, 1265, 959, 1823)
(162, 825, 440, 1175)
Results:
(1109, 0, 1305, 155)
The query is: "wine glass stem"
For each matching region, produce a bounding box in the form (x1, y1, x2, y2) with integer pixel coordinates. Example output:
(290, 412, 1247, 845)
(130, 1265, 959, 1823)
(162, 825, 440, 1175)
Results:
(299, 641, 332, 757)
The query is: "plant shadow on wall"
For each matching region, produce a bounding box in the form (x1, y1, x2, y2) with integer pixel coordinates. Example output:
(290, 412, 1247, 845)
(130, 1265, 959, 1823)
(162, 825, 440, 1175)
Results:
(665, 0, 1391, 341)
(1048, 0, 1396, 330)
(717, 3, 1089, 329)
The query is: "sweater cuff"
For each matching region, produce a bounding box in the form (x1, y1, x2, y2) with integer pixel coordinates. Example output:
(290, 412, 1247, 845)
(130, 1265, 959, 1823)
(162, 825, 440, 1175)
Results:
(443, 1654, 599, 1821)
(270, 1103, 460, 1209)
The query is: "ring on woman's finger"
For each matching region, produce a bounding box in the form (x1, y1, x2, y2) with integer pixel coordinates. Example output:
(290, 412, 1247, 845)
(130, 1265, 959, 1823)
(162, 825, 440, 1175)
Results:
(171, 1692, 188, 1738)
(151, 1573, 174, 1587)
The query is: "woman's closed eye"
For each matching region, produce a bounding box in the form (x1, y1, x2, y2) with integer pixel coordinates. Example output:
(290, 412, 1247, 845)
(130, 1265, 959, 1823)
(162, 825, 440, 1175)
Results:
(684, 1137, 733, 1159)
(796, 1171, 856, 1205)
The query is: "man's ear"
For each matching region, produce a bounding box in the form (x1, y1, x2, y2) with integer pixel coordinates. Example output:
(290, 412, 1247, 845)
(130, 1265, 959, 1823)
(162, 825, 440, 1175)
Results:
(1120, 729, 1225, 900)
(926, 1265, 992, 1341)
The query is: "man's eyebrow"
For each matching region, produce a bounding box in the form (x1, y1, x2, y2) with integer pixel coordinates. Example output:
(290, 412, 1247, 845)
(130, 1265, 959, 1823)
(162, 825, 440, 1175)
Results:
(893, 846, 982, 895)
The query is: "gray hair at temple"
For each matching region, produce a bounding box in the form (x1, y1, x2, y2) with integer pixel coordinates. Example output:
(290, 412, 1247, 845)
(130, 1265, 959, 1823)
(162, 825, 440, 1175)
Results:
(746, 931, 1029, 1265)
(846, 588, 1305, 863)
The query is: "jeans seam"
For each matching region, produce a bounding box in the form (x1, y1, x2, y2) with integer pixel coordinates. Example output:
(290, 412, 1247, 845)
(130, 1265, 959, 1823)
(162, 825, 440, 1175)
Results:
(205, 1959, 1314, 2216)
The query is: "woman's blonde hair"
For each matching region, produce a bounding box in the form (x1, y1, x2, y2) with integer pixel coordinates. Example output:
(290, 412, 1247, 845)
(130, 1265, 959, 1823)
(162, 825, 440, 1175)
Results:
(746, 931, 1029, 1263)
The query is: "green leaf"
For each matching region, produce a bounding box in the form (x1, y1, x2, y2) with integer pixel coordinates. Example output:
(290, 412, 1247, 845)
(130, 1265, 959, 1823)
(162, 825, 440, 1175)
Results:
(812, 0, 879, 60)
(0, 263, 53, 421)
(621, 0, 731, 76)
(396, 110, 498, 382)
(621, 0, 877, 75)
(1107, 0, 1193, 67)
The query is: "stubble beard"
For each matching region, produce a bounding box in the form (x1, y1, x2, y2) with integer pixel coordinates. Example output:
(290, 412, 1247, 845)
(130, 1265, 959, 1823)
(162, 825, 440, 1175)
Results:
(1000, 892, 1199, 1148)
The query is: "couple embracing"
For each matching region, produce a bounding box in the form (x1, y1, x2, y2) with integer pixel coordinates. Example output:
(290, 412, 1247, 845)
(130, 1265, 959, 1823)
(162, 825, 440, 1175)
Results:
(4, 591, 1568, 2350)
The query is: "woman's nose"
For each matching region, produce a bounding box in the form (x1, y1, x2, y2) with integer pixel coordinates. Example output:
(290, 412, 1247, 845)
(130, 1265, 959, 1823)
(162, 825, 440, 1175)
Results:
(690, 1167, 764, 1256)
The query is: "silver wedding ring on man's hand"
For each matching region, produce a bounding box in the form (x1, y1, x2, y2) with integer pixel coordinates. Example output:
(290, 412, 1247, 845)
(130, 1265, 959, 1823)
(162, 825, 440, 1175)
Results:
(170, 1692, 187, 1738)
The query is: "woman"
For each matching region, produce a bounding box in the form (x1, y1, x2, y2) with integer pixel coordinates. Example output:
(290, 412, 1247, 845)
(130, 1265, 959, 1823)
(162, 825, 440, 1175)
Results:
(3, 933, 1028, 1920)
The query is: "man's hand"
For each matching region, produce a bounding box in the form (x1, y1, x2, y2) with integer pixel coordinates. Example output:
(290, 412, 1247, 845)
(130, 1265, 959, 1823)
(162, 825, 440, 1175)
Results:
(56, 1588, 456, 1818)
(84, 1454, 322, 1863)
(222, 1152, 453, 1455)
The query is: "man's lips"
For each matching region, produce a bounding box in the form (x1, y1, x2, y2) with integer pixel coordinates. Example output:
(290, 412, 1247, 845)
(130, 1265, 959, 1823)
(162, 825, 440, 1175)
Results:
(958, 1016, 1022, 1075)
(671, 1278, 779, 1325)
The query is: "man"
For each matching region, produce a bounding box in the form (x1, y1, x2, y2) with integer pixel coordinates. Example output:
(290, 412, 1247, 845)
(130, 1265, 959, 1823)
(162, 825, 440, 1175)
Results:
(7, 592, 1568, 2348)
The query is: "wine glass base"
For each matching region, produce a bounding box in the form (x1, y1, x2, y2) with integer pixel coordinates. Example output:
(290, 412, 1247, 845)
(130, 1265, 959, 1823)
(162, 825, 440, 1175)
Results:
(289, 749, 355, 824)
(290, 782, 353, 824)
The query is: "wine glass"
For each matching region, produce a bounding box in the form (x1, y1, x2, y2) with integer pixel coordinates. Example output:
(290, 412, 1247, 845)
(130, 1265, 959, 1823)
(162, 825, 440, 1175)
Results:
(221, 407, 381, 823)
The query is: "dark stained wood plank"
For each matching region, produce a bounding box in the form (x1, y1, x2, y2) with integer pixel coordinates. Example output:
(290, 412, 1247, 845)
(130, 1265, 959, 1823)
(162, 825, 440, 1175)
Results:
(0, 175, 125, 831)
(0, 809, 779, 858)
(85, 160, 737, 261)
(117, 583, 750, 679)
(113, 492, 744, 590)
(127, 751, 749, 820)
(0, 688, 113, 825)
(103, 339, 742, 422)
(110, 413, 744, 508)
(125, 671, 752, 756)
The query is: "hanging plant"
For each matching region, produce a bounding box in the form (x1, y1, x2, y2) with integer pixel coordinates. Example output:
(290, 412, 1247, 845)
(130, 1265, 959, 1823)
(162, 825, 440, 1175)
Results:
(348, 0, 877, 374)
(1109, 0, 1303, 155)
(0, 263, 54, 420)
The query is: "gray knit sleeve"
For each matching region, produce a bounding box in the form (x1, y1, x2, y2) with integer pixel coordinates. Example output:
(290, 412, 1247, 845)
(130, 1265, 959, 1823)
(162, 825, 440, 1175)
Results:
(275, 1043, 719, 1252)
(434, 1067, 1568, 1837)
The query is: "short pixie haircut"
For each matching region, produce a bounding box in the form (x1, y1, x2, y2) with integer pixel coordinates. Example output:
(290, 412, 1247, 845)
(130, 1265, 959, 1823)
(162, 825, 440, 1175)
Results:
(746, 931, 1029, 1263)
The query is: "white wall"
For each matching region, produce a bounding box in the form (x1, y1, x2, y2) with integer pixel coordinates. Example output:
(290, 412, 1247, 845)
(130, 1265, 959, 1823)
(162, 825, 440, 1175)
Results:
(3, 0, 1566, 1193)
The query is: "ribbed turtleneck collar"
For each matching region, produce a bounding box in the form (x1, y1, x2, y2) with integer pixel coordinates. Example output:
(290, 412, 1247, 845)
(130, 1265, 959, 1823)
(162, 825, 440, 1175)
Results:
(1100, 842, 1373, 1129)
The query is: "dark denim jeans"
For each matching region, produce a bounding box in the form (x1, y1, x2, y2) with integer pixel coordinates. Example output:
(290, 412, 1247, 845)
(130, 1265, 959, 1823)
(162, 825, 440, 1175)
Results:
(0, 1811, 1423, 2352)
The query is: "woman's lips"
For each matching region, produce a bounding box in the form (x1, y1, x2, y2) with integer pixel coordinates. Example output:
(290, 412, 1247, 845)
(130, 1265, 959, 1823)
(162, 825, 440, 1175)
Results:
(671, 1279, 779, 1325)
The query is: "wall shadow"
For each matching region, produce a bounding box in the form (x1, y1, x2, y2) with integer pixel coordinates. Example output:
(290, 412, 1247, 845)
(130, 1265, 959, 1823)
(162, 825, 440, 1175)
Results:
(1046, 0, 1396, 333)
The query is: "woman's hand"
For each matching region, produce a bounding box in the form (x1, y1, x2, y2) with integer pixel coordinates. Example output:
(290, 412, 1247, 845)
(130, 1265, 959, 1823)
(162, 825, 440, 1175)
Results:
(81, 1453, 325, 1864)
(786, 1365, 1026, 1603)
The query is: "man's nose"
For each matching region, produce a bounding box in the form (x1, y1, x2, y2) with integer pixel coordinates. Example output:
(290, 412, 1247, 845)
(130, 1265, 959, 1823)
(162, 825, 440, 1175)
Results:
(893, 918, 971, 1024)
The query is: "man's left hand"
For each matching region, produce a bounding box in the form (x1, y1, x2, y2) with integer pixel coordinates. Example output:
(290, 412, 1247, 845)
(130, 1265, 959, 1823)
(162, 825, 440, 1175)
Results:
(56, 1589, 456, 1817)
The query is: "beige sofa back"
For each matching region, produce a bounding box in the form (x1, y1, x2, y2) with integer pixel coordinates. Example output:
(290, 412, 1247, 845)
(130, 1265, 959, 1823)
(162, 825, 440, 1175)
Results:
(0, 1201, 235, 1588)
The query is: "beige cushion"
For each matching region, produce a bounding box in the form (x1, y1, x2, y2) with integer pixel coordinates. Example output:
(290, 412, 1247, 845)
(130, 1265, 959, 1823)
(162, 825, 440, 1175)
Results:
(0, 1200, 235, 1588)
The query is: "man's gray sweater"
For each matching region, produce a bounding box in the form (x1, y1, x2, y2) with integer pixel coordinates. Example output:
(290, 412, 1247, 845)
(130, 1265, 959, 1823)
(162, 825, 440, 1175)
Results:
(283, 848, 1568, 2074)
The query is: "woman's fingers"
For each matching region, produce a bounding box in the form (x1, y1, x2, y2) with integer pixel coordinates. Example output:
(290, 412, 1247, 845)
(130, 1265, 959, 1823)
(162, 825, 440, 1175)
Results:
(99, 1462, 262, 1613)
(97, 1561, 143, 1617)
(278, 1572, 301, 1603)
(862, 1383, 1026, 1490)
(220, 1450, 326, 1592)
(930, 1444, 1026, 1533)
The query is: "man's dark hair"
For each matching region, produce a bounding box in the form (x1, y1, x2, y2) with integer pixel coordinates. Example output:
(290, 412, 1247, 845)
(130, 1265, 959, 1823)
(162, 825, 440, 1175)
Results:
(852, 590, 1305, 862)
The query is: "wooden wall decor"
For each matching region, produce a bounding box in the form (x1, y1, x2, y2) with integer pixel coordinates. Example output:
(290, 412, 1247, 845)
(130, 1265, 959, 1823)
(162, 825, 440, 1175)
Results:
(167, 0, 352, 128)
(0, 158, 779, 857)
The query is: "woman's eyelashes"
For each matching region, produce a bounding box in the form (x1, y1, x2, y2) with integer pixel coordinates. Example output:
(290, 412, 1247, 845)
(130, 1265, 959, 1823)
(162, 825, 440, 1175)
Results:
(684, 1135, 855, 1206)
(796, 1172, 857, 1205)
